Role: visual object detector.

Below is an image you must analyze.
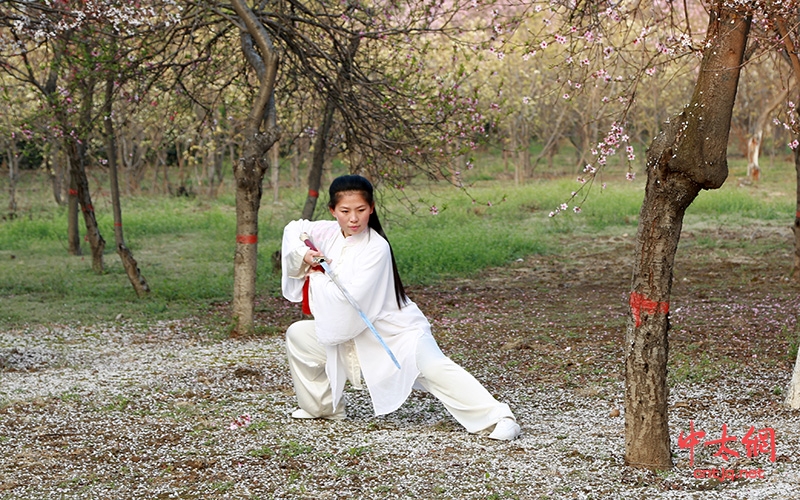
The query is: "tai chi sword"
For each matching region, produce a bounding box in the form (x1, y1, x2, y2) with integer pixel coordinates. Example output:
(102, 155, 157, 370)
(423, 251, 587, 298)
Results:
(300, 233, 401, 370)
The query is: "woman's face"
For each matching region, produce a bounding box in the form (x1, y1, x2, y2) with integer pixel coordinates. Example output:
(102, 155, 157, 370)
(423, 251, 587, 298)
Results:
(330, 191, 374, 237)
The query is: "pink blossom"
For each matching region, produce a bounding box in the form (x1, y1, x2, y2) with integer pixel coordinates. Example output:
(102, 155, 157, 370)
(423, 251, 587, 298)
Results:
(229, 414, 252, 430)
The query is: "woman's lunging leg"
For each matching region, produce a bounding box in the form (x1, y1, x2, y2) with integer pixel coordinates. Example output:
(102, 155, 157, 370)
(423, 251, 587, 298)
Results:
(414, 335, 515, 434)
(285, 320, 344, 418)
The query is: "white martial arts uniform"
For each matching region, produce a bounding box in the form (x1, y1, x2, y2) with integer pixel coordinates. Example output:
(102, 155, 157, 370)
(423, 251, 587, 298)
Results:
(281, 219, 515, 434)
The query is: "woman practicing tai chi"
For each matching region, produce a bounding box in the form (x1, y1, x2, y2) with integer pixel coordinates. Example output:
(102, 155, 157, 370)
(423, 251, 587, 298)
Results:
(281, 174, 520, 440)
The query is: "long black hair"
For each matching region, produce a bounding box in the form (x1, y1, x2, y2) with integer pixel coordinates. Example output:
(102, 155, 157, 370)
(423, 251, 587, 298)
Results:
(328, 175, 409, 308)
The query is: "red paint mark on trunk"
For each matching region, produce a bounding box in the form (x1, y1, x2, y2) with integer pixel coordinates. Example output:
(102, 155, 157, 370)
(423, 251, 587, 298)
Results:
(236, 234, 258, 244)
(630, 291, 669, 327)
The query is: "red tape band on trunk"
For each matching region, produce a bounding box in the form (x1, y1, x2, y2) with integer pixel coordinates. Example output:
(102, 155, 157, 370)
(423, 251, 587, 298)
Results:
(308, 190, 319, 198)
(68, 189, 78, 196)
(629, 291, 669, 328)
(114, 222, 122, 227)
(796, 211, 800, 219)
(236, 234, 258, 244)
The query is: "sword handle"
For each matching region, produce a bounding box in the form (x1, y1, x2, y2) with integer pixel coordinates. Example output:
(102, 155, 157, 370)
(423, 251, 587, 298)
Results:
(300, 232, 318, 251)
(300, 233, 326, 267)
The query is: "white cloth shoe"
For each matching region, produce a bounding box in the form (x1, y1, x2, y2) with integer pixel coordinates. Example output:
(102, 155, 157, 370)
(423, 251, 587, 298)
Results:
(488, 417, 521, 441)
(291, 408, 346, 421)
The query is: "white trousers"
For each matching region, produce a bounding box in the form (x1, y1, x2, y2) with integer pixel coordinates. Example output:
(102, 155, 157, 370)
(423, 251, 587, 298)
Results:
(285, 320, 515, 433)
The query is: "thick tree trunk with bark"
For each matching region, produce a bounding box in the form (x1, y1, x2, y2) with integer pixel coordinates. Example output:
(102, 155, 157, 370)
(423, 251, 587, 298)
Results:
(104, 79, 150, 297)
(232, 127, 280, 331)
(625, 6, 750, 470)
(230, 0, 281, 334)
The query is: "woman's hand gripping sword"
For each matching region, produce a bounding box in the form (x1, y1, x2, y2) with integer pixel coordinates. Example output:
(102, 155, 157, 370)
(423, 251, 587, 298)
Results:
(300, 233, 401, 369)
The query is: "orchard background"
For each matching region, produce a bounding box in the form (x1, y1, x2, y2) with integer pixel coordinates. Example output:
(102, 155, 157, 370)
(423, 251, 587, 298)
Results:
(2, 0, 800, 492)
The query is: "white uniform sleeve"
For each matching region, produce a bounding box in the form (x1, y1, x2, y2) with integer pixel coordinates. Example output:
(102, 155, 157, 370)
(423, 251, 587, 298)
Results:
(311, 232, 394, 345)
(281, 219, 315, 302)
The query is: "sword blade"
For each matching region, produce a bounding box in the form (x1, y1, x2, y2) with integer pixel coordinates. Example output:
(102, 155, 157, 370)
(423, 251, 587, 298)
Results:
(301, 233, 401, 369)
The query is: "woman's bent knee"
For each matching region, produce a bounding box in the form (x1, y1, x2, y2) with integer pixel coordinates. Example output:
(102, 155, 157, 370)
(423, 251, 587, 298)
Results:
(286, 320, 315, 343)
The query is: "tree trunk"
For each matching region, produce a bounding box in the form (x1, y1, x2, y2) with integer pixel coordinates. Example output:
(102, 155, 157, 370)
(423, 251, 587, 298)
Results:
(67, 167, 81, 255)
(6, 142, 18, 215)
(67, 77, 105, 273)
(511, 129, 522, 186)
(746, 131, 761, 181)
(47, 143, 64, 206)
(301, 100, 335, 220)
(104, 78, 150, 297)
(292, 135, 309, 188)
(268, 97, 280, 204)
(230, 0, 281, 334)
(747, 87, 789, 182)
(625, 5, 750, 470)
(785, 310, 800, 408)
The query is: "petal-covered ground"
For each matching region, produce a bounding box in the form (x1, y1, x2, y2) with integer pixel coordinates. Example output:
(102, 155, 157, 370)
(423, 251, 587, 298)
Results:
(1, 222, 799, 499)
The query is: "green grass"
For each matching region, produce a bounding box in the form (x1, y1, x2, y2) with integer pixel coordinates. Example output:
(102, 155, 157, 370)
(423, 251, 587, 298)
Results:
(0, 151, 795, 329)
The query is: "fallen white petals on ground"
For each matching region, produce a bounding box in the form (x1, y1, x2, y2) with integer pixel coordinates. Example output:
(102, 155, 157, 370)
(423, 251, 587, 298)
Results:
(1, 321, 798, 499)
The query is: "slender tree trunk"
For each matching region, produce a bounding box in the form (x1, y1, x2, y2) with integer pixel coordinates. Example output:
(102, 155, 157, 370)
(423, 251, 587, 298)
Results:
(230, 0, 281, 334)
(746, 131, 762, 181)
(268, 99, 280, 203)
(293, 135, 309, 188)
(511, 128, 522, 186)
(67, 166, 81, 255)
(747, 87, 789, 182)
(531, 106, 566, 173)
(300, 37, 358, 219)
(291, 139, 301, 188)
(6, 143, 18, 215)
(67, 77, 105, 273)
(176, 141, 187, 191)
(47, 143, 64, 205)
(103, 78, 150, 297)
(301, 98, 336, 220)
(625, 5, 750, 470)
